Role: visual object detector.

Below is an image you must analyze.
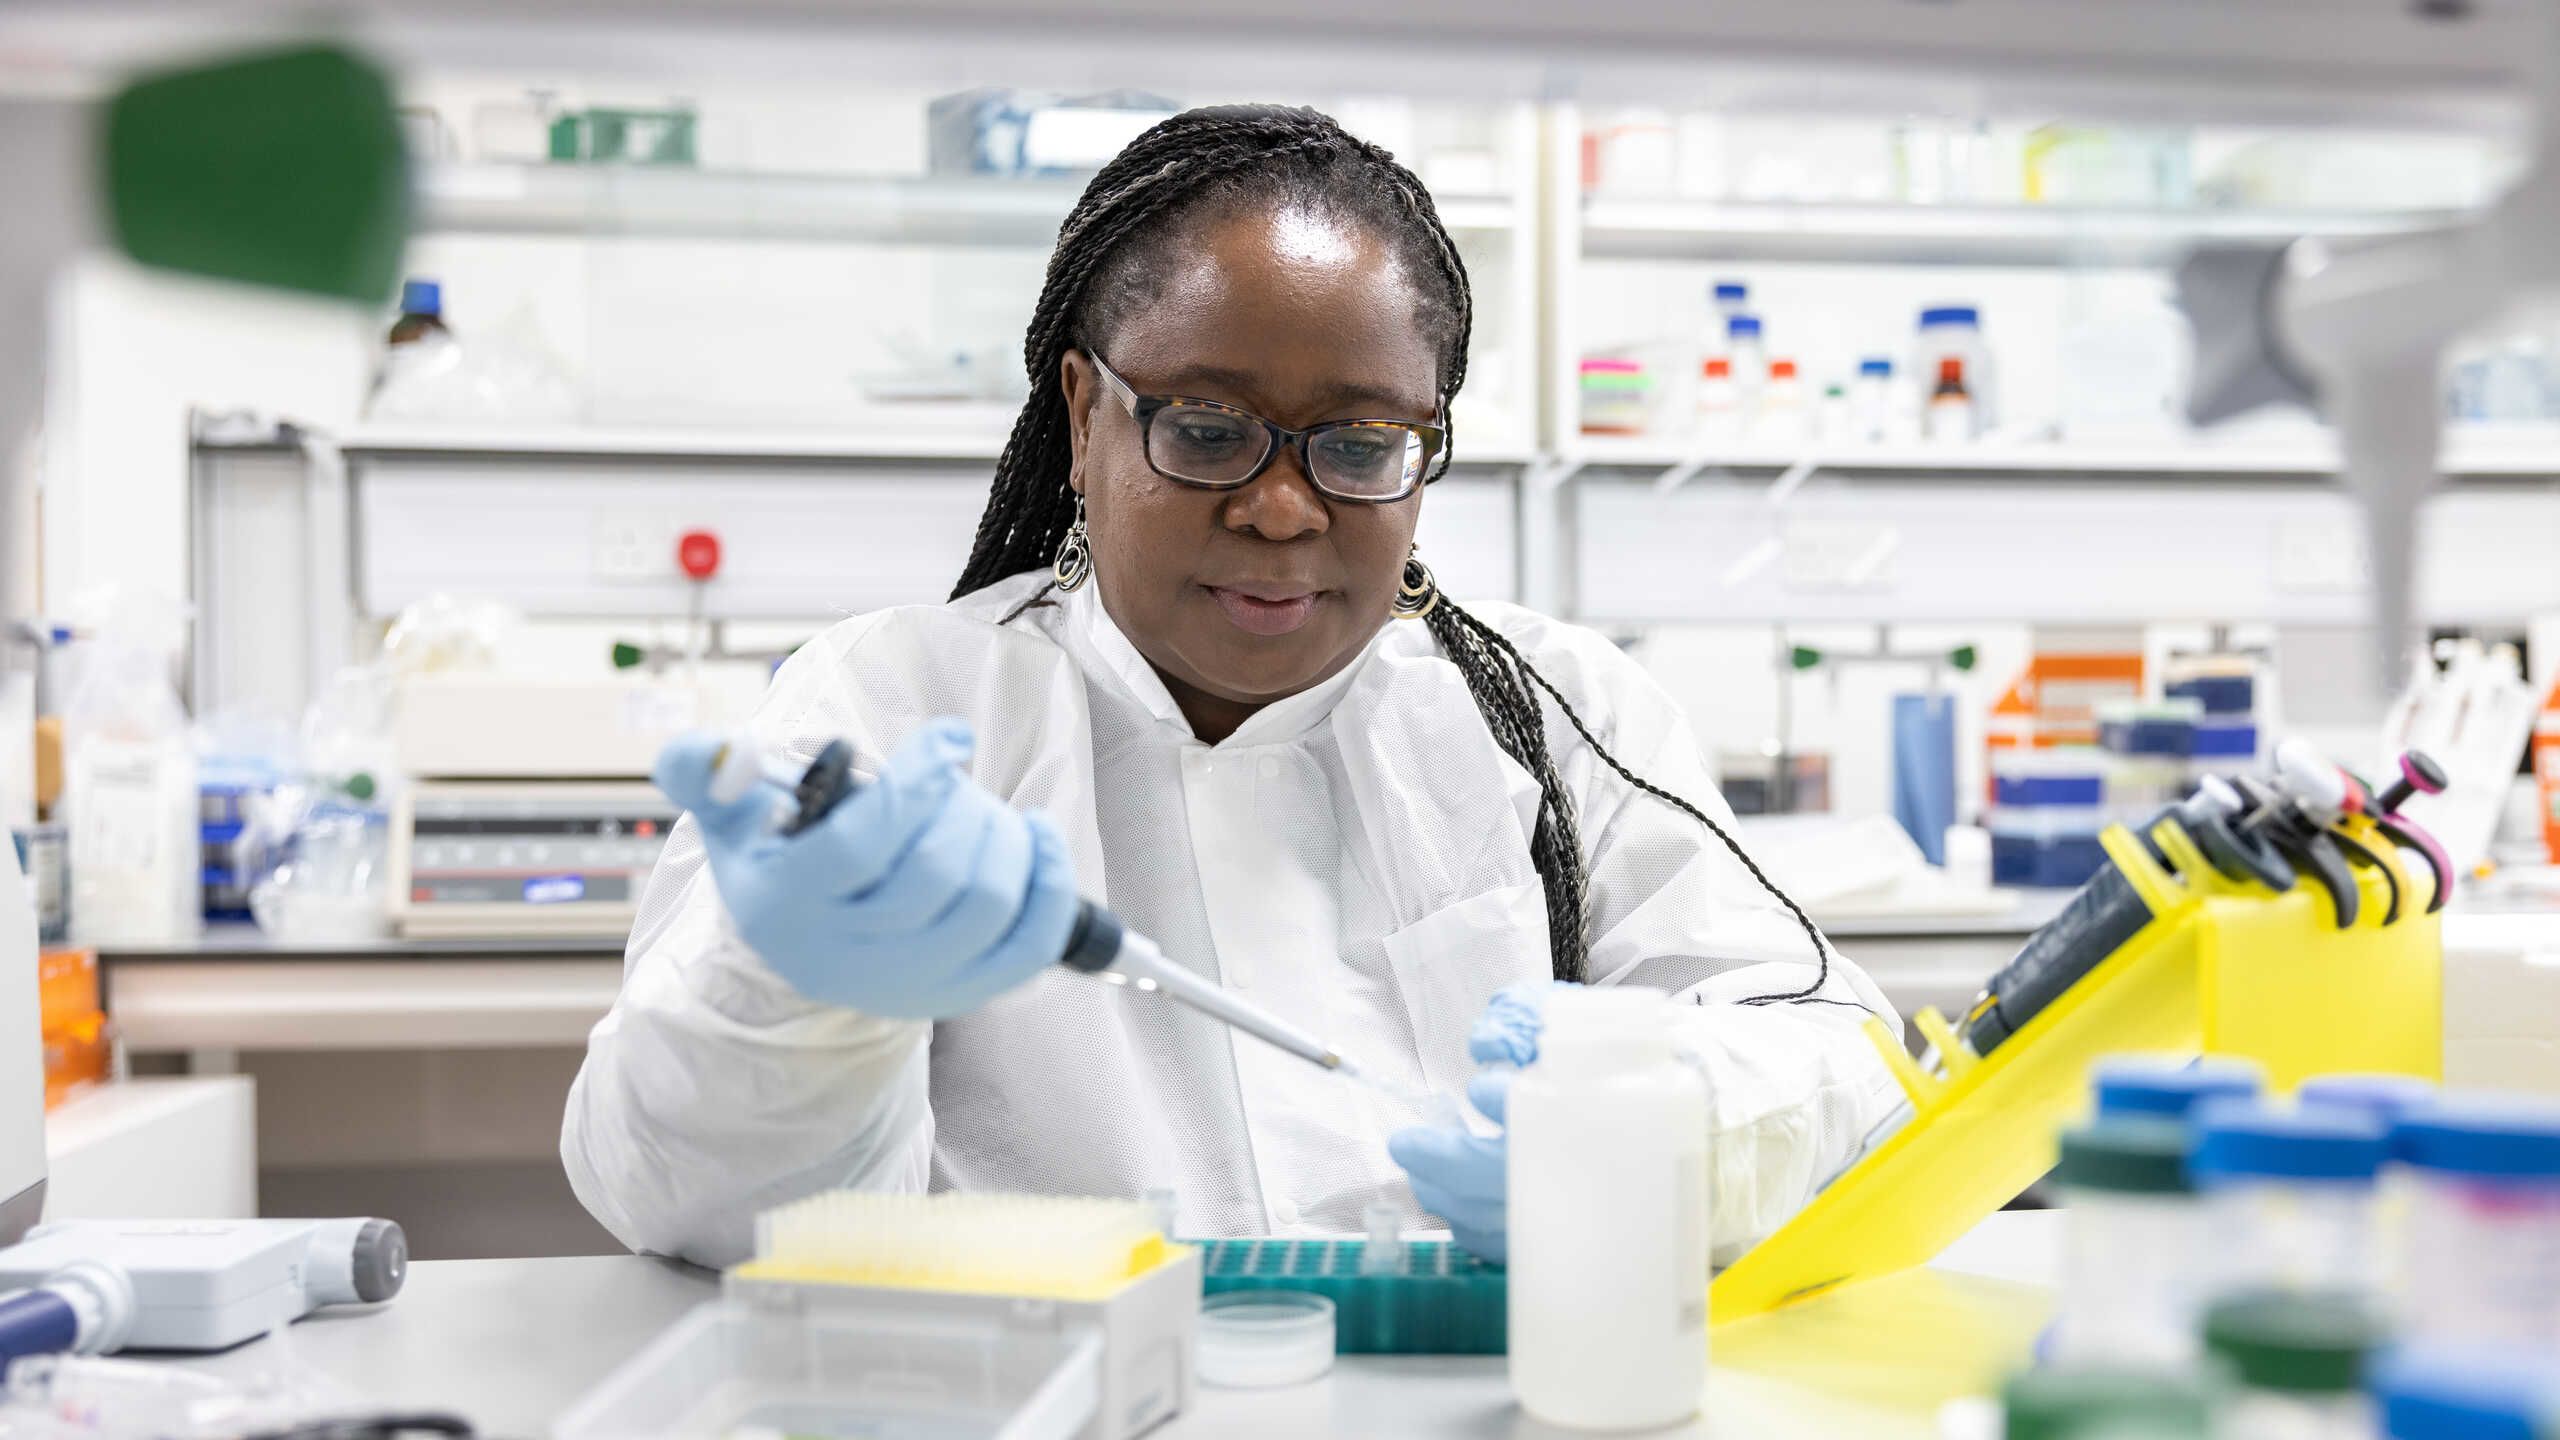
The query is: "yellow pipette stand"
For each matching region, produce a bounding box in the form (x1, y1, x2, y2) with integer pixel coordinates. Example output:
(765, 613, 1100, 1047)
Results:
(1711, 810, 2442, 1325)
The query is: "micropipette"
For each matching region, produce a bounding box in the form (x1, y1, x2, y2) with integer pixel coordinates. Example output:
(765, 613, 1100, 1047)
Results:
(707, 737, 1354, 1076)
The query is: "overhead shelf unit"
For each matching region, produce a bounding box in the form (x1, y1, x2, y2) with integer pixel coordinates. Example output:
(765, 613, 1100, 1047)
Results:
(420, 162, 1528, 246)
(404, 103, 1547, 501)
(1556, 441, 2560, 627)
(187, 418, 1537, 724)
(1574, 198, 2454, 267)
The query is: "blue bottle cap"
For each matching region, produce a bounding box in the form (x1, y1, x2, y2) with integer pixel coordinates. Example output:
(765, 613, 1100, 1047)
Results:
(1726, 314, 1763, 338)
(2297, 1074, 2438, 1125)
(1713, 281, 1748, 302)
(400, 278, 441, 315)
(2093, 1054, 2265, 1120)
(2391, 1096, 2560, 1179)
(2370, 1343, 2560, 1440)
(1858, 357, 1894, 376)
(1919, 304, 1980, 328)
(2189, 1101, 2391, 1185)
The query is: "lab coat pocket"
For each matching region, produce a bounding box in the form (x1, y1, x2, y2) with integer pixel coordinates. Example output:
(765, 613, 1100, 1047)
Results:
(1382, 881, 1552, 1096)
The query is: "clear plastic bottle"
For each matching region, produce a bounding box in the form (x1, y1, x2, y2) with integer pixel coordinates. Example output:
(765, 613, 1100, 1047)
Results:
(2190, 1103, 2391, 1299)
(1508, 987, 1708, 1431)
(2049, 1117, 2209, 1368)
(2203, 1291, 2389, 1440)
(1852, 357, 1895, 442)
(2389, 1098, 2560, 1349)
(1726, 313, 1768, 418)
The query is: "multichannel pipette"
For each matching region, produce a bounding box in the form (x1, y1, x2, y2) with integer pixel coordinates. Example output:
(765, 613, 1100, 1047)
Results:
(708, 737, 1353, 1076)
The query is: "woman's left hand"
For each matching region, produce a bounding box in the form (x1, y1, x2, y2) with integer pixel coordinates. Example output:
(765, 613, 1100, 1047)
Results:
(1387, 981, 1567, 1261)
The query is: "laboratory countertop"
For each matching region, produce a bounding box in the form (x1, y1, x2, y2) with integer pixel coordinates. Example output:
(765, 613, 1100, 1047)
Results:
(92, 925, 625, 961)
(185, 1211, 2062, 1440)
(103, 902, 2077, 964)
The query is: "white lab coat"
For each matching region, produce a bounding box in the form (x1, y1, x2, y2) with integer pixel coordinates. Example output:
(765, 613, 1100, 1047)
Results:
(563, 570, 1903, 1268)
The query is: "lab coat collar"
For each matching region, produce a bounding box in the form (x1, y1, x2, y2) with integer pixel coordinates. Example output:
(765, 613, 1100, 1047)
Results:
(1068, 582, 1383, 749)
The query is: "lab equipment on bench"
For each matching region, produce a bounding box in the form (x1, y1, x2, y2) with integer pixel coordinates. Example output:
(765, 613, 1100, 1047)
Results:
(557, 1192, 1199, 1440)
(2189, 1102, 2392, 1299)
(1191, 1234, 1506, 1355)
(1506, 987, 1705, 1432)
(0, 1218, 405, 1357)
(2202, 1291, 2389, 1440)
(2369, 1343, 2560, 1440)
(2092, 1054, 2264, 1121)
(2047, 1117, 2209, 1368)
(703, 733, 1355, 1076)
(1710, 739, 2443, 1326)
(1195, 1292, 1334, 1389)
(2390, 1097, 2560, 1351)
(1914, 304, 1994, 435)
(386, 676, 698, 940)
(2379, 639, 2537, 873)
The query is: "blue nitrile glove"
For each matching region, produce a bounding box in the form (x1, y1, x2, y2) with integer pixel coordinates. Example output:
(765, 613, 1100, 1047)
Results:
(1387, 981, 1570, 1262)
(652, 718, 1081, 1020)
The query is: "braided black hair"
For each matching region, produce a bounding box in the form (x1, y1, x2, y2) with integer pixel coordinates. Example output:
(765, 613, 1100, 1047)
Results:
(955, 103, 1837, 999)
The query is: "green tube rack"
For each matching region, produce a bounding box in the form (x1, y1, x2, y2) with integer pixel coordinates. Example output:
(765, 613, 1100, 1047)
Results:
(1190, 1237, 1506, 1355)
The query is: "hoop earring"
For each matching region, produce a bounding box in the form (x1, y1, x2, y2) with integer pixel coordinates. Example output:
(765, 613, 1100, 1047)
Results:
(1391, 544, 1440, 620)
(1053, 495, 1093, 592)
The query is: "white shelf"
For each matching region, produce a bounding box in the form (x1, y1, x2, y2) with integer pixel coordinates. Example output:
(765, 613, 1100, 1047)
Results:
(421, 163, 1523, 246)
(201, 419, 1545, 468)
(1565, 432, 2560, 478)
(1577, 197, 2453, 266)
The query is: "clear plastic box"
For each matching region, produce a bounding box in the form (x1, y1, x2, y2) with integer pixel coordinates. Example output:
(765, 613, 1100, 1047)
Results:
(552, 1300, 1101, 1440)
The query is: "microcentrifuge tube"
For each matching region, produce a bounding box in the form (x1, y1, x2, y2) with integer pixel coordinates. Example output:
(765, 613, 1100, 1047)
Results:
(1359, 1201, 1410, 1276)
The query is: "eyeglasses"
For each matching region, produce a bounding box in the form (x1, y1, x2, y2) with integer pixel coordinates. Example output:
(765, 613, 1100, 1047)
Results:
(1086, 351, 1450, 504)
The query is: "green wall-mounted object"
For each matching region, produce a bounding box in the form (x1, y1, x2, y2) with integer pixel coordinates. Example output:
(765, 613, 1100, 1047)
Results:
(104, 44, 410, 303)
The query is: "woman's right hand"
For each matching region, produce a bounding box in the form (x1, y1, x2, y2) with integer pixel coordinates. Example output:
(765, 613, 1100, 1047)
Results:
(652, 718, 1082, 1019)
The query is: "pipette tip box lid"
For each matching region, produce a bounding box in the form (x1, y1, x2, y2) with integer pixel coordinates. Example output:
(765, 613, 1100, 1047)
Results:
(560, 1192, 1200, 1440)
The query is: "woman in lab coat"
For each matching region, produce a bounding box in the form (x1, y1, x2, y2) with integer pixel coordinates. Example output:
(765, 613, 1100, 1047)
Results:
(562, 105, 1901, 1268)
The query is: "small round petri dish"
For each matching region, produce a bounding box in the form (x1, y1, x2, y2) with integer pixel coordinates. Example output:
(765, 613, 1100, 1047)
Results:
(1196, 1292, 1337, 1388)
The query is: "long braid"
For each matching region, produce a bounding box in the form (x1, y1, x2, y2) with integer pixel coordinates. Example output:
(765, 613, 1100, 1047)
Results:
(955, 104, 1838, 1003)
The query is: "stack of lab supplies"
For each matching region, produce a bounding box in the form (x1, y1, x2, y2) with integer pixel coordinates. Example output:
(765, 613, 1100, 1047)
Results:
(2013, 1063, 2560, 1439)
(1989, 748, 2112, 889)
(2165, 655, 2268, 790)
(559, 1192, 1202, 1440)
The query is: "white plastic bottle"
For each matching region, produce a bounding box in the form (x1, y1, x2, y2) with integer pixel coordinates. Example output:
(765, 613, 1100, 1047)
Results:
(1757, 358, 1807, 444)
(1508, 987, 1709, 1431)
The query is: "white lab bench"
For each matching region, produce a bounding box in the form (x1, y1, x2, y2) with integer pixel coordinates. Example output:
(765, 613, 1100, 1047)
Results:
(98, 929, 625, 1065)
(177, 1210, 2061, 1440)
(95, 901, 2062, 1065)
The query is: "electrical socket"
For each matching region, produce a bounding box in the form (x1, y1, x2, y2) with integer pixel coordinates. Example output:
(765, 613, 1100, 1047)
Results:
(592, 515, 676, 582)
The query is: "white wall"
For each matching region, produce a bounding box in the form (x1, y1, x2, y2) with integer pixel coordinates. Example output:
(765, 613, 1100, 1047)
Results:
(39, 255, 371, 612)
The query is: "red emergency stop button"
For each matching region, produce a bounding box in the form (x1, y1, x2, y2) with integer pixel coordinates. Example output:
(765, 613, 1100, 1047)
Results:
(677, 529, 722, 581)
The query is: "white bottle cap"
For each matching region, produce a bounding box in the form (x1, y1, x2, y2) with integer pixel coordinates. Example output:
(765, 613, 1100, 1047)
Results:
(1540, 986, 1676, 1068)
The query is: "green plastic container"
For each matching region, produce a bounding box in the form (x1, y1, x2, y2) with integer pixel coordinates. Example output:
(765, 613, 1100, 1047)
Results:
(1191, 1238, 1506, 1355)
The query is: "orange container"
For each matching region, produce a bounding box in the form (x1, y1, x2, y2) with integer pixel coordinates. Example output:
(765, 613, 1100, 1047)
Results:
(2535, 671, 2560, 863)
(43, 1013, 110, 1110)
(36, 948, 108, 1110)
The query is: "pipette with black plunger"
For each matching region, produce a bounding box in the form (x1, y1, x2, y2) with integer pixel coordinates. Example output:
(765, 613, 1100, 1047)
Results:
(705, 737, 1356, 1077)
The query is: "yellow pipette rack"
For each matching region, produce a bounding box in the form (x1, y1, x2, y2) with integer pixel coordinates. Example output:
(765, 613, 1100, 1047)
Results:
(1711, 810, 2442, 1325)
